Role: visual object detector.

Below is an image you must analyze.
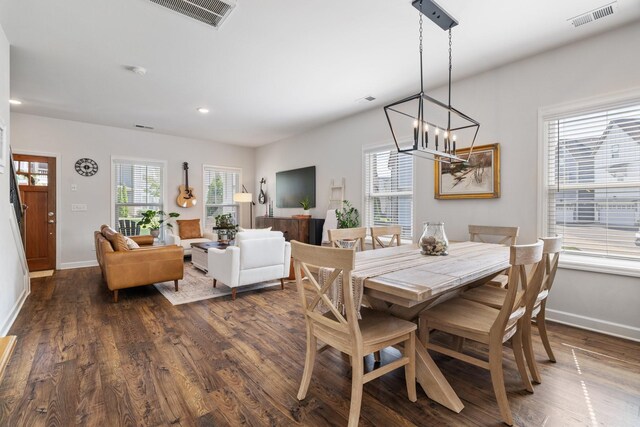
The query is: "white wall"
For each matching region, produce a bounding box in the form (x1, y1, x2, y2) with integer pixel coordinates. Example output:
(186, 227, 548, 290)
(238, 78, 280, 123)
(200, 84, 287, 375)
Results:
(256, 22, 640, 340)
(0, 24, 30, 335)
(11, 113, 255, 269)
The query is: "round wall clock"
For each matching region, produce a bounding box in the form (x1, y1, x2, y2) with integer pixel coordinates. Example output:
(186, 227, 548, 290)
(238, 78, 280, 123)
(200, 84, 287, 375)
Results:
(75, 158, 99, 176)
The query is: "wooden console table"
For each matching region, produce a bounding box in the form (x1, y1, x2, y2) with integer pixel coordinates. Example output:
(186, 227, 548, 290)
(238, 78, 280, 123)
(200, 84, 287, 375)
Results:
(255, 217, 310, 243)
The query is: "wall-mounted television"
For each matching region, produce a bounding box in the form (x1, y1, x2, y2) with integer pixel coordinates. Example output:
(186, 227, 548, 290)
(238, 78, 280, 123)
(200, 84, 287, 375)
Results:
(276, 166, 316, 208)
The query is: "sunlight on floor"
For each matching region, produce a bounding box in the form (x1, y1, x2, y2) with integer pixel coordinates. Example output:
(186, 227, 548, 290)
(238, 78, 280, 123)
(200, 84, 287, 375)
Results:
(571, 348, 599, 426)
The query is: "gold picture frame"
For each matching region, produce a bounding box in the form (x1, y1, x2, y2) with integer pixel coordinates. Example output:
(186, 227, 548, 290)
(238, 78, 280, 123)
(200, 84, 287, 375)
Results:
(434, 143, 500, 199)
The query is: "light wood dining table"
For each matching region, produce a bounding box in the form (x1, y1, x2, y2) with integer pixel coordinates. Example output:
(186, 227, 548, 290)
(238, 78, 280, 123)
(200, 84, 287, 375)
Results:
(357, 241, 510, 412)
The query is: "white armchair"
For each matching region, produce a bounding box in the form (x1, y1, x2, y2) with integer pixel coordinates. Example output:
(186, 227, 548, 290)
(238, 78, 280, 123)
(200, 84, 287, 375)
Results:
(165, 220, 216, 256)
(207, 231, 291, 300)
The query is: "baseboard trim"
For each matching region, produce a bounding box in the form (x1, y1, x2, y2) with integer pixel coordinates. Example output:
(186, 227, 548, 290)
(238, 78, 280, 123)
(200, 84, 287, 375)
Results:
(60, 260, 99, 270)
(546, 308, 640, 343)
(0, 288, 29, 336)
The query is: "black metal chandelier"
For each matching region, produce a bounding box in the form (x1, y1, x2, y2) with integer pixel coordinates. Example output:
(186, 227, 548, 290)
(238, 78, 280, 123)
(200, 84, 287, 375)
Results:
(384, 0, 479, 163)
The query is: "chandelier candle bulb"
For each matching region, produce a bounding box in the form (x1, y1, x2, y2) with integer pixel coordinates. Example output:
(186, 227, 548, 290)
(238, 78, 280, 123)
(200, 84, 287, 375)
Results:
(435, 128, 439, 150)
(453, 134, 457, 154)
(413, 120, 419, 145)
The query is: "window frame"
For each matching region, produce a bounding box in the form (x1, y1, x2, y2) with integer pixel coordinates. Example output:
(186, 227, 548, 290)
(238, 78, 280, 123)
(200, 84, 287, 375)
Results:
(362, 143, 415, 243)
(202, 164, 242, 231)
(538, 89, 640, 278)
(110, 156, 168, 237)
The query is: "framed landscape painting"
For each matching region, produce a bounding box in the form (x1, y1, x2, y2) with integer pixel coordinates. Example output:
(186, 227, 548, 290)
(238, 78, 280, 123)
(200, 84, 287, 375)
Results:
(434, 143, 500, 199)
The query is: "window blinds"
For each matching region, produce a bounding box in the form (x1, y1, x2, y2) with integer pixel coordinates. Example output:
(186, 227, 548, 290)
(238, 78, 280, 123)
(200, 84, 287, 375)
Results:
(544, 100, 640, 261)
(203, 166, 240, 229)
(113, 159, 164, 225)
(363, 147, 414, 240)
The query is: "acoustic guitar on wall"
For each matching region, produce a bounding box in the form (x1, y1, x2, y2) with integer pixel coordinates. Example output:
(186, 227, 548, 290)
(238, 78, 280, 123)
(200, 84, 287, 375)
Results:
(177, 162, 197, 208)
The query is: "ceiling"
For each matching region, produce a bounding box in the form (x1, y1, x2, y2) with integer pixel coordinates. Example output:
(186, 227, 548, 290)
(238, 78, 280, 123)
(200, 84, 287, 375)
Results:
(1, 0, 639, 147)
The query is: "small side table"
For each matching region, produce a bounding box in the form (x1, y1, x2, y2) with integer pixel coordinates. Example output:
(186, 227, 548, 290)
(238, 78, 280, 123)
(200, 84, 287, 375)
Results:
(190, 241, 233, 273)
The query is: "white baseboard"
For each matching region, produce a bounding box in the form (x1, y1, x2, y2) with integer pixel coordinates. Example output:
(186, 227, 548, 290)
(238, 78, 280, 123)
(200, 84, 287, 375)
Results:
(60, 260, 99, 270)
(0, 287, 29, 336)
(546, 308, 640, 343)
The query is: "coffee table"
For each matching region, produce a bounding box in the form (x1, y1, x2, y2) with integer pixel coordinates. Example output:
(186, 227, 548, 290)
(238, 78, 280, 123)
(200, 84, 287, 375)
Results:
(190, 241, 233, 273)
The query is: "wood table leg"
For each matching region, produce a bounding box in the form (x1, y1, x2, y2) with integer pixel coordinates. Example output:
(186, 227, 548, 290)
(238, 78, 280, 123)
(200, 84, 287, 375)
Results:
(415, 341, 464, 413)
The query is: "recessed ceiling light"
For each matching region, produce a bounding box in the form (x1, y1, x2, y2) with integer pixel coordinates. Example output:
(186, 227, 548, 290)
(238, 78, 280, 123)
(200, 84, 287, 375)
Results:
(9, 99, 22, 105)
(197, 107, 210, 114)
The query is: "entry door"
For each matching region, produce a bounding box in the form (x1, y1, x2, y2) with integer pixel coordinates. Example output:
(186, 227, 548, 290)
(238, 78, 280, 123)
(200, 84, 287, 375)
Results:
(13, 154, 57, 271)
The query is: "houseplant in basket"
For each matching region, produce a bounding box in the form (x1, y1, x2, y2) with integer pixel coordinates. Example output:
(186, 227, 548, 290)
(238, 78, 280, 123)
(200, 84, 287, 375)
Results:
(335, 201, 361, 248)
(214, 213, 238, 243)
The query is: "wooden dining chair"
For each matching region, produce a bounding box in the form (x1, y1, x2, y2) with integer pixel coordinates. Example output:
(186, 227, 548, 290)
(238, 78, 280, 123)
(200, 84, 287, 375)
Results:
(419, 241, 545, 426)
(370, 225, 402, 249)
(468, 225, 520, 288)
(291, 241, 417, 427)
(328, 227, 367, 252)
(461, 236, 563, 383)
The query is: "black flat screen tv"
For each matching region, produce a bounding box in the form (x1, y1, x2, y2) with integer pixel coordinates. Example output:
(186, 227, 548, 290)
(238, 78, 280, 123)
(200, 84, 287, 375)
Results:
(276, 166, 316, 208)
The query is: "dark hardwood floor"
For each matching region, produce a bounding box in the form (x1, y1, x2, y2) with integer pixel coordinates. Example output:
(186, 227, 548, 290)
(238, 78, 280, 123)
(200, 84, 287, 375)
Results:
(1, 267, 639, 426)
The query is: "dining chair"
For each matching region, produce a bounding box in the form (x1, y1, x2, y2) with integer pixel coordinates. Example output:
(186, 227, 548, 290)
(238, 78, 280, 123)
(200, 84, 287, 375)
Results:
(468, 225, 520, 288)
(419, 241, 545, 426)
(370, 225, 402, 249)
(462, 236, 562, 383)
(291, 241, 417, 427)
(328, 227, 367, 251)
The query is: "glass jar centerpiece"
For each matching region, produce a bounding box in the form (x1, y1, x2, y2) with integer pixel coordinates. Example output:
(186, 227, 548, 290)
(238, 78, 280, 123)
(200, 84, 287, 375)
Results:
(420, 222, 449, 256)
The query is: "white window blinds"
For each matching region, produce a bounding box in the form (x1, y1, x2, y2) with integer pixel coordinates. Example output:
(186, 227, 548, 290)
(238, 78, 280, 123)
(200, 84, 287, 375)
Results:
(113, 159, 164, 236)
(364, 147, 414, 240)
(544, 100, 640, 261)
(203, 166, 240, 230)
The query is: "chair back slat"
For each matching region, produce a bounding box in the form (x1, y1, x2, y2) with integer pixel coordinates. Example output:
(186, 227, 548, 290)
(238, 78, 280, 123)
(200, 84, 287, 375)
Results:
(292, 241, 361, 342)
(493, 241, 544, 338)
(532, 236, 563, 312)
(468, 225, 519, 246)
(328, 228, 367, 251)
(118, 219, 141, 236)
(370, 226, 402, 249)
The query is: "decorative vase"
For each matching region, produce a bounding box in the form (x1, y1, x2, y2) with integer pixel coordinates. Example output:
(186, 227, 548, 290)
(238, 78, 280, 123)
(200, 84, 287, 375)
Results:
(303, 209, 310, 216)
(420, 222, 449, 256)
(337, 239, 357, 249)
(218, 229, 229, 243)
(150, 229, 160, 238)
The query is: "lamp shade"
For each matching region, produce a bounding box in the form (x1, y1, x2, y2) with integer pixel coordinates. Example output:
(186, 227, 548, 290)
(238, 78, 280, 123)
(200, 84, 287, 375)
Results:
(233, 192, 252, 203)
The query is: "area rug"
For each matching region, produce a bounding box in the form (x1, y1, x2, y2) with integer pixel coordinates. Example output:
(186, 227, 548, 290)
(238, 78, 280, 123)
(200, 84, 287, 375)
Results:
(154, 262, 282, 305)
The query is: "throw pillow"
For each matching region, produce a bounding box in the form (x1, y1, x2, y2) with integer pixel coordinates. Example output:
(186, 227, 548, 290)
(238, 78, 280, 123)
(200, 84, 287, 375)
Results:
(238, 226, 272, 232)
(124, 236, 140, 249)
(177, 219, 202, 239)
(102, 227, 129, 252)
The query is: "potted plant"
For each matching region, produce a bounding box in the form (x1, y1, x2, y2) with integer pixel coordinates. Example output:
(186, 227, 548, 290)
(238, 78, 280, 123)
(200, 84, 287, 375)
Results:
(214, 213, 238, 243)
(299, 196, 312, 216)
(334, 201, 361, 248)
(335, 200, 360, 229)
(137, 210, 180, 238)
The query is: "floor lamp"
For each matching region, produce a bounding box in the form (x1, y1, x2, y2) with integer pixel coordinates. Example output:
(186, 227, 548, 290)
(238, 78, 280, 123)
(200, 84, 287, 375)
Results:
(233, 185, 254, 229)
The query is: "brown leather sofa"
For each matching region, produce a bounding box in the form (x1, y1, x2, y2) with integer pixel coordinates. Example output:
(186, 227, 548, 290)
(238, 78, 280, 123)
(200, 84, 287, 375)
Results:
(94, 225, 184, 302)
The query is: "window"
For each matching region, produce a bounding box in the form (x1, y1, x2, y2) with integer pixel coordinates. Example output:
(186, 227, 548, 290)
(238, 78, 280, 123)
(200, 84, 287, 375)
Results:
(203, 165, 241, 230)
(112, 158, 165, 236)
(542, 98, 640, 265)
(363, 147, 414, 240)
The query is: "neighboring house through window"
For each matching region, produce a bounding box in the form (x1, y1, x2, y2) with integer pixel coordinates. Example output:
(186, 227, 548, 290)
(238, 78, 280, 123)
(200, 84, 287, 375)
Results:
(363, 146, 414, 240)
(203, 165, 241, 230)
(541, 97, 640, 269)
(112, 158, 166, 237)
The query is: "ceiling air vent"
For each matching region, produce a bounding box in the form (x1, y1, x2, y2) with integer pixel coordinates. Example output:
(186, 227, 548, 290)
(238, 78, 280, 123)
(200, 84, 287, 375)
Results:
(135, 124, 155, 130)
(149, 0, 237, 28)
(569, 2, 617, 28)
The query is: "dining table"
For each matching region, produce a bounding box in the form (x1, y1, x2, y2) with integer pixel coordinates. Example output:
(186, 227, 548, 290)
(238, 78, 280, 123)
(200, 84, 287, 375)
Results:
(356, 241, 511, 412)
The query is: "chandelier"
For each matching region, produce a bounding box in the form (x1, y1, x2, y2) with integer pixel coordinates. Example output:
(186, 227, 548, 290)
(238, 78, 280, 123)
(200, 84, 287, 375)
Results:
(384, 0, 479, 163)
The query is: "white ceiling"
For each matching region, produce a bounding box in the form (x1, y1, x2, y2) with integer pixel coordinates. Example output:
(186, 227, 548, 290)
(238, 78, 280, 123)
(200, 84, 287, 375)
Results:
(1, 0, 639, 146)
